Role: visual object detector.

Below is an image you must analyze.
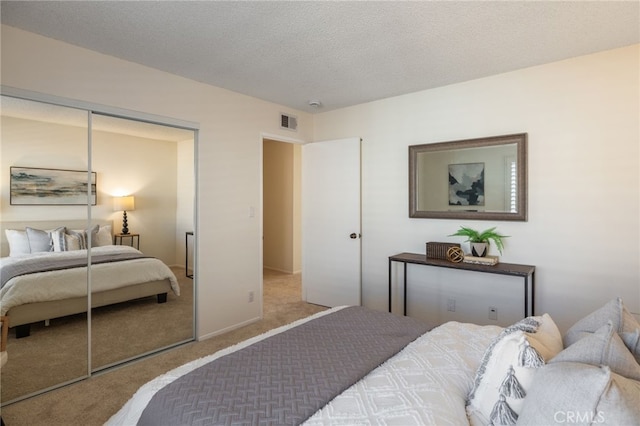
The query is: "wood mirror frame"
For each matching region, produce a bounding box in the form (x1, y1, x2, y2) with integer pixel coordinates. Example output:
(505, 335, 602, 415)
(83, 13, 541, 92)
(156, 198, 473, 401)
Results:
(409, 133, 527, 221)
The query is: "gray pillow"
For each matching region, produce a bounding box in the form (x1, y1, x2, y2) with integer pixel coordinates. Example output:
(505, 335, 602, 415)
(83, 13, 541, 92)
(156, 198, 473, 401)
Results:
(25, 227, 52, 253)
(552, 322, 640, 381)
(563, 297, 640, 347)
(86, 224, 100, 247)
(620, 329, 640, 364)
(516, 362, 640, 425)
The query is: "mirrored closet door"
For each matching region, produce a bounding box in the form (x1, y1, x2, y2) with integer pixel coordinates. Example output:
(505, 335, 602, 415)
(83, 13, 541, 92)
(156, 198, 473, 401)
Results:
(0, 94, 196, 404)
(1, 96, 90, 402)
(89, 113, 196, 371)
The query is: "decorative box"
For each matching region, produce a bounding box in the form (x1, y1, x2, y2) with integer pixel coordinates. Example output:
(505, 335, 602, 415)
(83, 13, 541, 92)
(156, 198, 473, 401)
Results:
(426, 242, 461, 260)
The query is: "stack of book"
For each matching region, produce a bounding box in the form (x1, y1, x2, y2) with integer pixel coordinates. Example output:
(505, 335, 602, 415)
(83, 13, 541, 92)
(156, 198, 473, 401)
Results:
(463, 255, 499, 266)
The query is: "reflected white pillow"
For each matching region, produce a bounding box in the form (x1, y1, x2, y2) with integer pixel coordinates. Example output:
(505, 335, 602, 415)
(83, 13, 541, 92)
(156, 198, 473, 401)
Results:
(95, 225, 113, 246)
(64, 232, 83, 251)
(5, 229, 30, 256)
(25, 227, 53, 253)
(51, 227, 67, 252)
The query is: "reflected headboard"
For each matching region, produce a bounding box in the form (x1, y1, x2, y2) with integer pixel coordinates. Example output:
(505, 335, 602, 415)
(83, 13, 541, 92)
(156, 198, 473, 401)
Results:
(1, 220, 112, 257)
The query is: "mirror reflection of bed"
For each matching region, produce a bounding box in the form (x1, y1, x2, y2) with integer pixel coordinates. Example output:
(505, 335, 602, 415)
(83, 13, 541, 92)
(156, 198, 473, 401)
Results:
(0, 220, 194, 401)
(1, 96, 197, 405)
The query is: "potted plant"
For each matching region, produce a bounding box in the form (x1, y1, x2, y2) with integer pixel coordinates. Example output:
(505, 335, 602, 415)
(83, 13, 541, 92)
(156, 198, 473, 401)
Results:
(449, 226, 509, 257)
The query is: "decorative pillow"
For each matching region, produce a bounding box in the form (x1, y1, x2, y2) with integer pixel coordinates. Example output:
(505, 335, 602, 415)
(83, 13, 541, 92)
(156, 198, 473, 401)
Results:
(5, 229, 30, 256)
(51, 227, 67, 252)
(620, 329, 640, 364)
(466, 314, 563, 426)
(25, 227, 53, 253)
(563, 298, 640, 347)
(85, 224, 100, 247)
(517, 362, 640, 425)
(552, 322, 640, 381)
(95, 225, 112, 247)
(65, 231, 85, 251)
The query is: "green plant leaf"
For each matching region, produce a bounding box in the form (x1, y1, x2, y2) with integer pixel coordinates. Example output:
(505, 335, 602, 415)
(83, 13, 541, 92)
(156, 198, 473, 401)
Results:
(449, 226, 509, 254)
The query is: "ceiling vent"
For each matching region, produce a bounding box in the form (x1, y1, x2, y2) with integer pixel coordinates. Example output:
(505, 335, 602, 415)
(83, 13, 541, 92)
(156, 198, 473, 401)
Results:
(280, 113, 297, 131)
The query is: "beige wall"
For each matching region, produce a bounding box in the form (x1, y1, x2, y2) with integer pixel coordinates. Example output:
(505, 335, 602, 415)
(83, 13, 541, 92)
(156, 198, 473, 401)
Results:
(263, 139, 301, 274)
(3, 24, 637, 335)
(0, 115, 182, 265)
(1, 25, 313, 339)
(313, 44, 640, 332)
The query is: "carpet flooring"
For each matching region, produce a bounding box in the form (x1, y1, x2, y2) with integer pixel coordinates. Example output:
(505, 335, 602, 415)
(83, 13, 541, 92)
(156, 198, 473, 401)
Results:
(1, 266, 194, 403)
(1, 269, 326, 425)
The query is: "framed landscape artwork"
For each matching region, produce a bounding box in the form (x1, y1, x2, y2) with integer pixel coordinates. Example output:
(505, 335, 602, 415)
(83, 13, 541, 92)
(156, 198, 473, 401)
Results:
(448, 162, 485, 206)
(10, 166, 97, 205)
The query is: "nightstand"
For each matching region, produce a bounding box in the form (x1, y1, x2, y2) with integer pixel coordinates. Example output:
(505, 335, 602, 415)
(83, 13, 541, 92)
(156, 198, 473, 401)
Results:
(114, 233, 140, 250)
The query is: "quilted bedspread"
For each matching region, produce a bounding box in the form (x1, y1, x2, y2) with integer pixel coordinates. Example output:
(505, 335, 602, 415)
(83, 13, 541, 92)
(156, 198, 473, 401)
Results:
(136, 306, 429, 425)
(109, 308, 502, 426)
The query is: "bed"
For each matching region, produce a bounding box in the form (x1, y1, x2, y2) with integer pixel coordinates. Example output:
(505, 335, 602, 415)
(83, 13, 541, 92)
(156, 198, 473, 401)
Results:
(1, 220, 179, 338)
(108, 300, 640, 426)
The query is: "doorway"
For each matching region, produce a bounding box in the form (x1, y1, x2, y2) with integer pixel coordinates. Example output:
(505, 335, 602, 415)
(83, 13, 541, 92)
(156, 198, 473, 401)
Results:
(261, 136, 362, 311)
(262, 138, 302, 310)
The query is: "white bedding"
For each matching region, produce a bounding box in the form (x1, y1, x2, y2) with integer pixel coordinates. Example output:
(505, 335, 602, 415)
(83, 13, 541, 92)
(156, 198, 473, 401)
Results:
(107, 307, 502, 426)
(0, 245, 179, 316)
(304, 321, 501, 425)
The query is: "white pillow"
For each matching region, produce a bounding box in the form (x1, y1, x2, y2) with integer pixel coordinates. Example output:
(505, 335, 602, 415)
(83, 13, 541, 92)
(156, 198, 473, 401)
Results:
(51, 227, 67, 252)
(86, 224, 100, 247)
(5, 229, 30, 256)
(64, 232, 83, 251)
(95, 225, 113, 246)
(466, 314, 563, 426)
(517, 363, 640, 425)
(25, 227, 53, 253)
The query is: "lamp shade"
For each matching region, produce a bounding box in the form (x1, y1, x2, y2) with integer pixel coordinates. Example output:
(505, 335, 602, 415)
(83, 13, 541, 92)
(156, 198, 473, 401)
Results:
(113, 195, 135, 212)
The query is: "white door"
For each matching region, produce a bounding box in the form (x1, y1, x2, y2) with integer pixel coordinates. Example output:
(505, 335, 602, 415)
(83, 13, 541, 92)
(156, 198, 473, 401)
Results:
(302, 137, 361, 307)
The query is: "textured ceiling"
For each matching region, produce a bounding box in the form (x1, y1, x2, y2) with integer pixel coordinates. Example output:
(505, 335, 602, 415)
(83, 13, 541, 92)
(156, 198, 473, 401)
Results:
(1, 1, 639, 113)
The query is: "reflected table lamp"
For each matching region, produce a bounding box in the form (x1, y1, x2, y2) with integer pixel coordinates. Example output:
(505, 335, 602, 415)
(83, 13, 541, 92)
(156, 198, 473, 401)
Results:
(113, 195, 135, 235)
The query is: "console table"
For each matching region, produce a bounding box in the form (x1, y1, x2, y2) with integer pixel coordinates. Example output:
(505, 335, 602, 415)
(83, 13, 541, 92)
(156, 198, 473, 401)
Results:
(388, 252, 535, 318)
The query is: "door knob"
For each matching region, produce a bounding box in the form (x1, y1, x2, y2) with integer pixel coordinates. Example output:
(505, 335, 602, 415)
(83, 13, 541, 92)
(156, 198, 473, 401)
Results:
(349, 233, 360, 239)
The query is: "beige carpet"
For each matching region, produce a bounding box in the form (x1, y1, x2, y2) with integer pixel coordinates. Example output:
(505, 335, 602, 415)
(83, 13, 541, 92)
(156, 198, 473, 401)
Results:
(1, 267, 194, 402)
(1, 269, 326, 425)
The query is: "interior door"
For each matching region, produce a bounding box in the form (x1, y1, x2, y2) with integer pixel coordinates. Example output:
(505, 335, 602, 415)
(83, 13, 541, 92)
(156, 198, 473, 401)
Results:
(301, 137, 361, 307)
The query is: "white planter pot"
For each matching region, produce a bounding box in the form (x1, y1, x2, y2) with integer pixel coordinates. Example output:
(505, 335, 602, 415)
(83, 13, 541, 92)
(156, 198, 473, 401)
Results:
(471, 242, 488, 257)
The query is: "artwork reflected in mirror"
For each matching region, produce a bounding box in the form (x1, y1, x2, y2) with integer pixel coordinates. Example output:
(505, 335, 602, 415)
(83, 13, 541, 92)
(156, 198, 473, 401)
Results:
(409, 133, 527, 221)
(448, 163, 484, 206)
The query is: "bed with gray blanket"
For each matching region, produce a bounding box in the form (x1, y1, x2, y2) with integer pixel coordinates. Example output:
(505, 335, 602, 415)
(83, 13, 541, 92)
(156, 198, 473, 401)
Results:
(108, 299, 640, 426)
(1, 221, 180, 338)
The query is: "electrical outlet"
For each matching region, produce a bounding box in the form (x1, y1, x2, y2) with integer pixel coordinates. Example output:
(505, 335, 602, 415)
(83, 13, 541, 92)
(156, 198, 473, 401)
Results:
(489, 306, 498, 320)
(447, 298, 456, 312)
(248, 291, 254, 303)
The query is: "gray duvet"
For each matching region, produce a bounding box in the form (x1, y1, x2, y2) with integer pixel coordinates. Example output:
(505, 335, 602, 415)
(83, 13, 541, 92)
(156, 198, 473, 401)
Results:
(138, 306, 430, 426)
(0, 251, 148, 289)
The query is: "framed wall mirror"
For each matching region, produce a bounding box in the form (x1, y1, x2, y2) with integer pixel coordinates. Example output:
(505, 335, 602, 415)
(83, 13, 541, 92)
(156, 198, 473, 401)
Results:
(409, 133, 527, 221)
